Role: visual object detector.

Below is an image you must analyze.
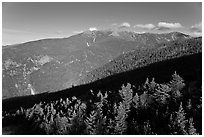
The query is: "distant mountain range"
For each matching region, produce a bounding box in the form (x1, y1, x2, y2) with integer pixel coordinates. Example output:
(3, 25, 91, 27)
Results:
(2, 30, 191, 99)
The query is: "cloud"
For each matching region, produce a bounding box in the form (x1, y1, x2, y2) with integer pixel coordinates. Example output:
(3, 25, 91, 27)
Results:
(109, 22, 131, 30)
(190, 22, 202, 32)
(156, 26, 172, 31)
(192, 32, 202, 37)
(134, 24, 155, 30)
(119, 22, 131, 28)
(134, 22, 183, 31)
(157, 22, 183, 29)
(190, 22, 202, 37)
(89, 27, 98, 31)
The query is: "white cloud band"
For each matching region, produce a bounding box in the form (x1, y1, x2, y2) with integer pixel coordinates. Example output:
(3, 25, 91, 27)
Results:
(89, 27, 98, 31)
(120, 22, 131, 28)
(157, 22, 183, 29)
(134, 24, 155, 30)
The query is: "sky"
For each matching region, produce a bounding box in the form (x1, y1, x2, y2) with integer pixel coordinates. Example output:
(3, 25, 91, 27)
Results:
(2, 2, 202, 45)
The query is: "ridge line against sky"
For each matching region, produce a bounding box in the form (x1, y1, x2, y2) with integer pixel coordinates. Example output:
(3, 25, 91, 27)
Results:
(2, 2, 202, 45)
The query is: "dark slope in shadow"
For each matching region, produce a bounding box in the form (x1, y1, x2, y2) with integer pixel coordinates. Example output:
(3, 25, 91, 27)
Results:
(3, 53, 201, 113)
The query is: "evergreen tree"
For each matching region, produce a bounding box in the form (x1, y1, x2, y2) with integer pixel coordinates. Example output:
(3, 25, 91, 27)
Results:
(119, 83, 133, 112)
(94, 103, 107, 135)
(149, 78, 157, 92)
(85, 110, 97, 134)
(143, 78, 150, 90)
(188, 118, 198, 135)
(186, 99, 192, 111)
(114, 102, 127, 134)
(132, 92, 140, 109)
(176, 102, 188, 135)
(154, 84, 171, 106)
(169, 102, 188, 135)
(169, 71, 185, 99)
(115, 83, 135, 134)
(143, 78, 158, 94)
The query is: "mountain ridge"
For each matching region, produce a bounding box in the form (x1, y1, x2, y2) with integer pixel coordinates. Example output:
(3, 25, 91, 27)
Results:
(2, 31, 192, 99)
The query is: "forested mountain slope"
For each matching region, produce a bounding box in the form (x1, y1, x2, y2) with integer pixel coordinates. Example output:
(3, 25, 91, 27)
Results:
(79, 37, 201, 85)
(2, 31, 189, 99)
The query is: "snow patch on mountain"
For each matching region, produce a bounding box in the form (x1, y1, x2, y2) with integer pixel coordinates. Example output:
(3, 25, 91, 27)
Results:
(28, 84, 35, 95)
(87, 42, 90, 47)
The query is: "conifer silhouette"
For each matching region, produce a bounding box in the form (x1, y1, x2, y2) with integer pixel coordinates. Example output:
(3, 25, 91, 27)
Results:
(169, 71, 185, 99)
(188, 118, 198, 135)
(169, 102, 188, 134)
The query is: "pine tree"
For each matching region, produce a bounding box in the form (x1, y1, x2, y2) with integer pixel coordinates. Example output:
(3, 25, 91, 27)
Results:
(119, 83, 133, 112)
(154, 84, 171, 105)
(114, 83, 135, 134)
(143, 78, 149, 89)
(85, 110, 97, 135)
(85, 99, 107, 135)
(95, 102, 106, 135)
(186, 99, 192, 111)
(188, 118, 198, 135)
(97, 91, 103, 98)
(66, 98, 71, 105)
(149, 78, 157, 92)
(169, 102, 188, 134)
(114, 102, 127, 134)
(132, 92, 140, 109)
(143, 78, 157, 94)
(176, 102, 188, 134)
(169, 72, 185, 99)
(97, 91, 108, 109)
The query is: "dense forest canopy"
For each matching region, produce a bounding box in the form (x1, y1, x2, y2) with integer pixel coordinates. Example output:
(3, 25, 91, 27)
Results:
(2, 71, 202, 134)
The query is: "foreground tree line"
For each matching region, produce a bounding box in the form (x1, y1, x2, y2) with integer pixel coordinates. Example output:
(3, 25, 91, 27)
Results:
(3, 72, 201, 135)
